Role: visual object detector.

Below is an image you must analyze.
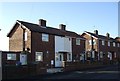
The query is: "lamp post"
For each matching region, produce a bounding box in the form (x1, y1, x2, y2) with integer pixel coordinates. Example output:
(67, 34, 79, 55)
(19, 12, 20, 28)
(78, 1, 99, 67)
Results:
(0, 29, 2, 81)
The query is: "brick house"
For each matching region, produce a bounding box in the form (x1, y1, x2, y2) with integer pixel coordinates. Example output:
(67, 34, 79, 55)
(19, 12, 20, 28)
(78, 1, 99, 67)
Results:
(7, 19, 86, 68)
(81, 30, 119, 64)
(115, 37, 120, 61)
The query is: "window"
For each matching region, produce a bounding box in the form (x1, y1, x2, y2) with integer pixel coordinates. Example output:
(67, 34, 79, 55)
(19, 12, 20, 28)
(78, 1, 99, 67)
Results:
(67, 53, 72, 61)
(89, 40, 96, 45)
(42, 33, 49, 42)
(89, 40, 92, 45)
(108, 52, 112, 60)
(108, 41, 110, 46)
(114, 52, 116, 58)
(118, 43, 120, 47)
(76, 38, 80, 45)
(93, 40, 96, 45)
(59, 54, 62, 61)
(100, 51, 103, 58)
(80, 53, 84, 61)
(92, 51, 95, 58)
(102, 40, 105, 45)
(35, 52, 43, 61)
(7, 54, 16, 60)
(24, 32, 27, 41)
(113, 42, 116, 47)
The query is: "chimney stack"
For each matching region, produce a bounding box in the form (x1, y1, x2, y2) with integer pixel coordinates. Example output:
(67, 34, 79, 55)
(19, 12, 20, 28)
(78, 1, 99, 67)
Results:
(94, 30, 98, 35)
(59, 24, 66, 30)
(39, 19, 46, 27)
(106, 33, 110, 38)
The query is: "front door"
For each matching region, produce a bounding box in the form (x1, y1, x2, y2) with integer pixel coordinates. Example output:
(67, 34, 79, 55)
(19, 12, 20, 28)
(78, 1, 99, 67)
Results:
(55, 53, 64, 67)
(20, 54, 27, 65)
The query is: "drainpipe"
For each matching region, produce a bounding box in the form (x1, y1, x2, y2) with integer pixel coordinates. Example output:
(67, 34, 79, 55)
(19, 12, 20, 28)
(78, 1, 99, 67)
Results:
(21, 24, 26, 51)
(98, 39, 100, 61)
(91, 36, 94, 63)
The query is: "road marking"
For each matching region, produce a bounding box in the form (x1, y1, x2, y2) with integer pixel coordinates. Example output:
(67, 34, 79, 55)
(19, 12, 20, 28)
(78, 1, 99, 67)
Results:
(96, 71, 119, 73)
(75, 71, 119, 74)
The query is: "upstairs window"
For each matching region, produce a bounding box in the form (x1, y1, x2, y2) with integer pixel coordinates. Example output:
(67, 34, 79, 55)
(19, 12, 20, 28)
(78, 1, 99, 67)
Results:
(76, 38, 80, 45)
(93, 40, 96, 45)
(102, 40, 105, 45)
(113, 42, 116, 47)
(108, 41, 110, 46)
(42, 33, 49, 42)
(7, 54, 16, 60)
(24, 32, 27, 41)
(89, 40, 96, 45)
(89, 40, 92, 45)
(118, 43, 120, 47)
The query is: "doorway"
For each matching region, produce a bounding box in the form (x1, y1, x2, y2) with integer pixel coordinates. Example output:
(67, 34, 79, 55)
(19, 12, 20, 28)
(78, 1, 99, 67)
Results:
(55, 53, 64, 67)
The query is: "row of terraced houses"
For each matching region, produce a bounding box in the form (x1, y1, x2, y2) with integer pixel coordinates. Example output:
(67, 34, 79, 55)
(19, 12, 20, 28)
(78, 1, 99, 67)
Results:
(0, 19, 120, 79)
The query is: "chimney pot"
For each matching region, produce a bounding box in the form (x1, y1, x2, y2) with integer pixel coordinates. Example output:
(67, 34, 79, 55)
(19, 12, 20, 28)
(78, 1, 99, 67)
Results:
(59, 24, 66, 30)
(106, 33, 110, 38)
(94, 30, 98, 35)
(39, 19, 46, 27)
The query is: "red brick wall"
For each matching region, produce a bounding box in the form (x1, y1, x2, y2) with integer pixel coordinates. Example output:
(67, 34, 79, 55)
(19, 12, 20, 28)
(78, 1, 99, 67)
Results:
(2, 51, 20, 65)
(83, 34, 98, 52)
(72, 38, 85, 61)
(9, 25, 23, 51)
(9, 25, 31, 52)
(30, 32, 55, 67)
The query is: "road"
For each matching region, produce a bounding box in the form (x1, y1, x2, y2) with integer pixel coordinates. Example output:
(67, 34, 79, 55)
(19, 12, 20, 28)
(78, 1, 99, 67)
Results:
(24, 64, 120, 80)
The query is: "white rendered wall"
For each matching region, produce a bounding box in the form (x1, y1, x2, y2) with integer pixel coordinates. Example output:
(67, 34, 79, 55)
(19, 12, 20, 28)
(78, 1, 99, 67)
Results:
(55, 36, 72, 53)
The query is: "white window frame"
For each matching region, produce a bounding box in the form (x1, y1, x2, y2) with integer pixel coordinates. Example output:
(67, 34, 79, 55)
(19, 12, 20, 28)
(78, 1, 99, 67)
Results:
(108, 52, 112, 60)
(35, 52, 43, 61)
(92, 51, 95, 58)
(89, 40, 92, 45)
(102, 40, 105, 45)
(113, 42, 116, 47)
(118, 43, 120, 47)
(100, 51, 103, 58)
(25, 32, 27, 41)
(114, 52, 117, 58)
(76, 38, 80, 45)
(42, 33, 49, 42)
(89, 40, 96, 45)
(7, 54, 16, 60)
(67, 53, 72, 62)
(93, 40, 96, 45)
(108, 41, 110, 46)
(80, 53, 85, 61)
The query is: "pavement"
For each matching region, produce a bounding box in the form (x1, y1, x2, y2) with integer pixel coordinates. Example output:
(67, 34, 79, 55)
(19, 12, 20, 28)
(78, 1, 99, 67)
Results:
(20, 64, 120, 80)
(2, 64, 119, 81)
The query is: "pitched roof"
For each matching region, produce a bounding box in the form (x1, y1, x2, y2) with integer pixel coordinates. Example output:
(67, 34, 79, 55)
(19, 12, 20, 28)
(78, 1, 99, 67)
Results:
(83, 31, 116, 41)
(115, 37, 120, 42)
(7, 20, 85, 40)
